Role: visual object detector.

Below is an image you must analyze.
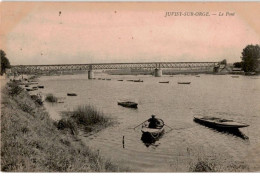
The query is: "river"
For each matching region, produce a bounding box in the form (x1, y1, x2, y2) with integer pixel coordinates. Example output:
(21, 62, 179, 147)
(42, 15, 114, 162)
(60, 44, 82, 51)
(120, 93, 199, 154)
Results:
(35, 73, 260, 172)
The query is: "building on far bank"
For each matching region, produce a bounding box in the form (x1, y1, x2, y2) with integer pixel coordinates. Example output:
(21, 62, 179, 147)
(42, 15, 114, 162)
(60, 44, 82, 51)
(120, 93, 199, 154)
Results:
(230, 67, 244, 75)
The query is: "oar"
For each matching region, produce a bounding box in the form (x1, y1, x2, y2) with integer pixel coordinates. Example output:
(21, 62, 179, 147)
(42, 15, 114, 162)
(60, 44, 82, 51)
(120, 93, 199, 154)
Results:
(132, 119, 148, 129)
(164, 124, 173, 130)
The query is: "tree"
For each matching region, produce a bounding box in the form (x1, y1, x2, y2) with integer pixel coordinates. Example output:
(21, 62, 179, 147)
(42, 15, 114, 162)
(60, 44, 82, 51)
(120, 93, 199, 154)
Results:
(0, 50, 11, 75)
(241, 44, 260, 72)
(233, 62, 243, 68)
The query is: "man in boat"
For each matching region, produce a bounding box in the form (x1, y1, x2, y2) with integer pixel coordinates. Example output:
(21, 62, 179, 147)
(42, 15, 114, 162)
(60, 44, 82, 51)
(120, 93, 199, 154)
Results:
(148, 115, 161, 128)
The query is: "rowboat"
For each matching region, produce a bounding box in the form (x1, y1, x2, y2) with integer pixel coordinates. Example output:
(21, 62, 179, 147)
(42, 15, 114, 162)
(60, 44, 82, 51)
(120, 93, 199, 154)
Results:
(178, 82, 191, 84)
(159, 81, 169, 83)
(117, 101, 138, 108)
(141, 119, 165, 139)
(38, 85, 44, 88)
(194, 116, 249, 129)
(117, 80, 123, 81)
(67, 93, 77, 96)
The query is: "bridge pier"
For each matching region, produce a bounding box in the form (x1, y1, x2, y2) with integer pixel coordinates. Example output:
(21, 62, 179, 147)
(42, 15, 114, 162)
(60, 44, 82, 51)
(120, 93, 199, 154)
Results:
(88, 70, 94, 79)
(154, 68, 162, 77)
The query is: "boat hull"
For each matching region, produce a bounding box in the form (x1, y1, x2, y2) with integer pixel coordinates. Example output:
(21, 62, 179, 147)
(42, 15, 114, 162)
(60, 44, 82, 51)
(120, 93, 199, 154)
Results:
(118, 102, 138, 108)
(194, 116, 249, 129)
(141, 127, 164, 139)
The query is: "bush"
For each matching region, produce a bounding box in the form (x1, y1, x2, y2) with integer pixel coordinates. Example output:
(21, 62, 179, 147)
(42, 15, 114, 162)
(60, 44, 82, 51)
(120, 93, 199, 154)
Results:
(7, 82, 23, 96)
(45, 94, 58, 103)
(71, 105, 109, 126)
(58, 105, 111, 135)
(57, 118, 78, 135)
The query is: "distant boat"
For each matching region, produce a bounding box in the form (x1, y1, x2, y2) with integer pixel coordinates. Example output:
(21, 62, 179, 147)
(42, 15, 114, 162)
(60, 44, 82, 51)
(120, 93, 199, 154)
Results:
(117, 79, 124, 81)
(67, 93, 77, 96)
(195, 75, 200, 77)
(231, 76, 239, 78)
(169, 75, 174, 77)
(194, 116, 249, 129)
(159, 81, 169, 84)
(133, 79, 143, 82)
(26, 88, 33, 91)
(102, 78, 106, 80)
(117, 101, 138, 108)
(38, 85, 44, 88)
(127, 80, 134, 82)
(106, 79, 111, 80)
(178, 82, 191, 84)
(98, 78, 102, 80)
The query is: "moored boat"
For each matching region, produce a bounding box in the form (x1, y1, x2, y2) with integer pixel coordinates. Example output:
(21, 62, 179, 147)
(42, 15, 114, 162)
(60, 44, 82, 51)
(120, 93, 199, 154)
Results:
(178, 82, 191, 84)
(194, 116, 249, 129)
(133, 79, 143, 82)
(117, 79, 123, 81)
(117, 101, 138, 108)
(67, 93, 77, 96)
(159, 81, 169, 83)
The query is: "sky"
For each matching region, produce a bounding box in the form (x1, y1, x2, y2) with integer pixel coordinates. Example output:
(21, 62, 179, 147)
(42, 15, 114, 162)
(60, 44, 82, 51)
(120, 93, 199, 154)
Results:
(1, 2, 260, 65)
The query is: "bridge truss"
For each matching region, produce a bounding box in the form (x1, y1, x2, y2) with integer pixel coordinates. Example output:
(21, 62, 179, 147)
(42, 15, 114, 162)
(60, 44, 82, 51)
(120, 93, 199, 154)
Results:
(11, 62, 220, 74)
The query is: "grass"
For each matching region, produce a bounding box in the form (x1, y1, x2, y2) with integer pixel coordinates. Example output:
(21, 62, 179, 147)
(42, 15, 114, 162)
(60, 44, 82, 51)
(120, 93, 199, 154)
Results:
(58, 105, 112, 135)
(45, 93, 58, 103)
(1, 83, 128, 172)
(187, 147, 249, 172)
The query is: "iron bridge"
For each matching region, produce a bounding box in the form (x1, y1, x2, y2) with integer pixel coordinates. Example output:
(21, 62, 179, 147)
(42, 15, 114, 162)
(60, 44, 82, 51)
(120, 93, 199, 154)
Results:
(11, 62, 220, 73)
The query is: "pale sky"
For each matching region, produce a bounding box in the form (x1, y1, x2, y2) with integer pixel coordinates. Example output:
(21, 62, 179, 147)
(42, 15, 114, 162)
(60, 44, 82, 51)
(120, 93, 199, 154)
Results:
(1, 2, 260, 65)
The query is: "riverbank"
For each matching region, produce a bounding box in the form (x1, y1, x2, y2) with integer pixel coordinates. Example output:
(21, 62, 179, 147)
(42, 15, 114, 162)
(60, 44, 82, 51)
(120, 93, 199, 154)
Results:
(1, 81, 129, 172)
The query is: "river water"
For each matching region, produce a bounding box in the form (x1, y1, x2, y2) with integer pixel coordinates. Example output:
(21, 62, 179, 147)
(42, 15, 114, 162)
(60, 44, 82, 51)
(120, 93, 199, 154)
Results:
(36, 74, 260, 172)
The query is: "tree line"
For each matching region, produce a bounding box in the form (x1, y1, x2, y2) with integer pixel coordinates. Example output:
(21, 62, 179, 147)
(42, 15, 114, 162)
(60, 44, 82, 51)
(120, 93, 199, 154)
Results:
(0, 50, 11, 75)
(233, 44, 260, 73)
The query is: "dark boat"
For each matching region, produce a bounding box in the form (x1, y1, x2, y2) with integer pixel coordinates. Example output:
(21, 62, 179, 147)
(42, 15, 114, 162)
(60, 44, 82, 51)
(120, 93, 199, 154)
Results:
(194, 116, 249, 129)
(38, 85, 44, 88)
(141, 119, 165, 139)
(159, 81, 169, 83)
(127, 80, 134, 82)
(178, 82, 191, 84)
(106, 79, 111, 80)
(26, 88, 33, 91)
(67, 93, 77, 96)
(117, 80, 124, 81)
(133, 79, 143, 82)
(117, 101, 138, 108)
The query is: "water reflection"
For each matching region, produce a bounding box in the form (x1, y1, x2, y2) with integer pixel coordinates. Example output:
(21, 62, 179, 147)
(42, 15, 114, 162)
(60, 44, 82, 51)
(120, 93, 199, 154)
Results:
(193, 120, 249, 140)
(141, 131, 165, 147)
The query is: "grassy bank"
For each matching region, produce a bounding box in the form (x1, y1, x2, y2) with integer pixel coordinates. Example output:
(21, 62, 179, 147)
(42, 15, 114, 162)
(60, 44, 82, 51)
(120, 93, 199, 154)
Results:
(1, 82, 128, 172)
